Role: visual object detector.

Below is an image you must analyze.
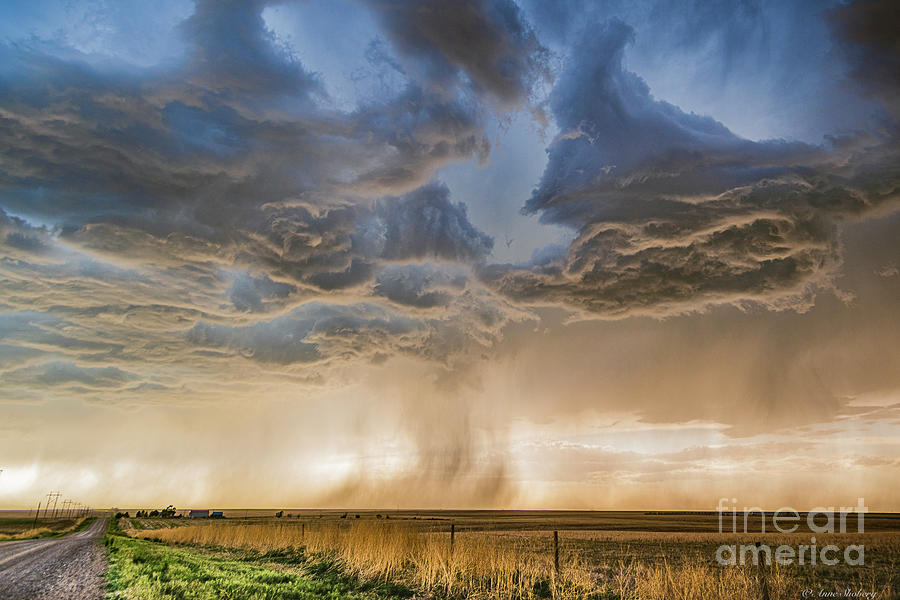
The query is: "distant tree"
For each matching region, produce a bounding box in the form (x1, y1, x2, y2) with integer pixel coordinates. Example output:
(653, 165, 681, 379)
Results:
(355, 514, 360, 519)
(275, 511, 284, 518)
(340, 513, 347, 519)
(149, 509, 160, 517)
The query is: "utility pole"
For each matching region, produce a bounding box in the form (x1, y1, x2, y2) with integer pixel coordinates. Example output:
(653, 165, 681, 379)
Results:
(46, 491, 61, 519)
(32, 501, 41, 530)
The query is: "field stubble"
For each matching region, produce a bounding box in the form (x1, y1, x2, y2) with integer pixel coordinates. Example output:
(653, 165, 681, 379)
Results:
(131, 518, 899, 600)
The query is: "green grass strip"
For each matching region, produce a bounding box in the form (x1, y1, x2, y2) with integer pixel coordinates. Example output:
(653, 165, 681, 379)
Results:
(104, 532, 414, 600)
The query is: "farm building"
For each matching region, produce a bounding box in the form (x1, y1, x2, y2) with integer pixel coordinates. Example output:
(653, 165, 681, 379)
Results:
(188, 509, 209, 518)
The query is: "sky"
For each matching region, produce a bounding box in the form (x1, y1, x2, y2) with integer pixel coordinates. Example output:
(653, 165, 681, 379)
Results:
(0, 0, 898, 511)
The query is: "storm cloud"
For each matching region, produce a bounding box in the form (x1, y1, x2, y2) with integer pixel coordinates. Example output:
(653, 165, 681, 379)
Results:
(0, 0, 514, 375)
(364, 0, 551, 109)
(0, 0, 899, 509)
(0, 0, 495, 274)
(828, 0, 900, 119)
(481, 17, 900, 317)
(1, 0, 897, 376)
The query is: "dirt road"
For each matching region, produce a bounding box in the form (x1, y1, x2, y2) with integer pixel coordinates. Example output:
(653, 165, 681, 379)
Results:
(0, 517, 108, 600)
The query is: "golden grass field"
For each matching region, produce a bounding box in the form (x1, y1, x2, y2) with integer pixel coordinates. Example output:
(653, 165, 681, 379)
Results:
(0, 516, 88, 540)
(127, 512, 900, 600)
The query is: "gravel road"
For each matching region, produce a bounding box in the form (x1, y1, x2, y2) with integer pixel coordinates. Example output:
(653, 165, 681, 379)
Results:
(0, 517, 108, 600)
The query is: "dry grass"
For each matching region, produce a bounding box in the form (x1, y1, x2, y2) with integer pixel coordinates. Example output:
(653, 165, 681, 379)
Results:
(0, 527, 56, 540)
(135, 521, 579, 598)
(0, 517, 88, 541)
(133, 520, 898, 600)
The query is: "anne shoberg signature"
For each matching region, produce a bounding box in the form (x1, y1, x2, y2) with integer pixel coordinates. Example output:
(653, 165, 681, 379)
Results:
(801, 589, 877, 599)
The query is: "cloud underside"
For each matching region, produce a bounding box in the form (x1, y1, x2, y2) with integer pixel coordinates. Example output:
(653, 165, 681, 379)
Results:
(481, 18, 900, 317)
(0, 0, 898, 395)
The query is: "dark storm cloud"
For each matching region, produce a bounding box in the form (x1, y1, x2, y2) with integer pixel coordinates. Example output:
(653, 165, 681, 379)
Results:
(0, 0, 517, 375)
(481, 19, 900, 317)
(189, 276, 528, 367)
(0, 44, 487, 254)
(180, 0, 320, 99)
(373, 264, 467, 309)
(0, 209, 52, 255)
(828, 0, 900, 119)
(188, 302, 420, 365)
(0, 0, 495, 274)
(375, 182, 494, 262)
(2, 0, 898, 386)
(227, 272, 296, 313)
(348, 87, 491, 195)
(363, 0, 550, 109)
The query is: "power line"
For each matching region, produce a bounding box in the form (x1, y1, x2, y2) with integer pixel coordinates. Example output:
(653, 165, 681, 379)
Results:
(45, 491, 61, 519)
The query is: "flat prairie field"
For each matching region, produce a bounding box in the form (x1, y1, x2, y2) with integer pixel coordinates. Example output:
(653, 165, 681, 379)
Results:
(117, 510, 900, 599)
(120, 509, 900, 531)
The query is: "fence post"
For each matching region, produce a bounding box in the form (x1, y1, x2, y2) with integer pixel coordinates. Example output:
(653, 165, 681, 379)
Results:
(553, 530, 559, 575)
(450, 522, 455, 552)
(756, 542, 771, 600)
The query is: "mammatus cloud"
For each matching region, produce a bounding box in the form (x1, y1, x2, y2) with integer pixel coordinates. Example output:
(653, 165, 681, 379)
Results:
(481, 18, 900, 317)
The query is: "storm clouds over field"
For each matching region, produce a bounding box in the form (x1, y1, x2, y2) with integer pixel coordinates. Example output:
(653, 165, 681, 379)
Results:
(0, 0, 898, 509)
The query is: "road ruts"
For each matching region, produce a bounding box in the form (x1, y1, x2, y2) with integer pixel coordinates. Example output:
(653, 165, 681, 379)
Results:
(0, 517, 108, 600)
